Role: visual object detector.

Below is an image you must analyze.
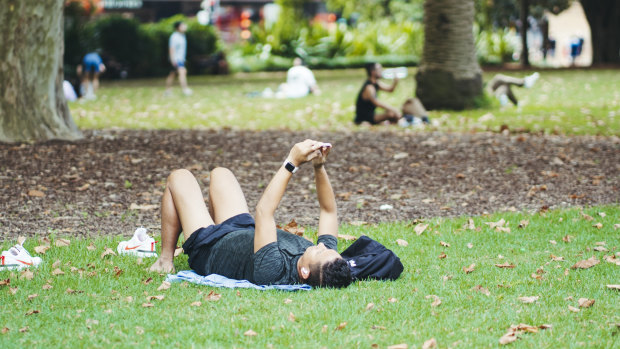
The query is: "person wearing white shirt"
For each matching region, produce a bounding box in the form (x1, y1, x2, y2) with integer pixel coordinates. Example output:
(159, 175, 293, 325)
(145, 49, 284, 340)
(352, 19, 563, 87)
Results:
(276, 58, 320, 98)
(165, 21, 192, 96)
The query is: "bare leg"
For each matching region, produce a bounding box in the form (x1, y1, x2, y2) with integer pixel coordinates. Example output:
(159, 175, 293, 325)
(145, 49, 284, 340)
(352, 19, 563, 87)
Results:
(489, 74, 525, 92)
(165, 70, 176, 91)
(505, 86, 519, 106)
(149, 169, 214, 273)
(208, 167, 250, 224)
(374, 109, 400, 124)
(402, 97, 428, 117)
(93, 72, 101, 92)
(178, 67, 188, 90)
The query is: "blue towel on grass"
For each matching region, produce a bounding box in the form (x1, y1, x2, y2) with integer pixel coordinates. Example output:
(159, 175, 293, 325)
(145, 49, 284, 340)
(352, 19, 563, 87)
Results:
(166, 270, 312, 291)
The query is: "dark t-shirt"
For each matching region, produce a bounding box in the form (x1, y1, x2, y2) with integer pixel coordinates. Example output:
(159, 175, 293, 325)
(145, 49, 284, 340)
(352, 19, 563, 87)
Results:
(194, 229, 337, 285)
(355, 80, 379, 124)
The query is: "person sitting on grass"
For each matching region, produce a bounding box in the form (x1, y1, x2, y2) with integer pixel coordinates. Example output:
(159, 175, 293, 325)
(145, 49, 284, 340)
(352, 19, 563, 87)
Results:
(148, 140, 353, 288)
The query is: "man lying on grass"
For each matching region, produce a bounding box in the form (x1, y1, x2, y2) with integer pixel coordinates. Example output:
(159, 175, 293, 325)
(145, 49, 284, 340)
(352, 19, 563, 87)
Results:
(149, 140, 352, 288)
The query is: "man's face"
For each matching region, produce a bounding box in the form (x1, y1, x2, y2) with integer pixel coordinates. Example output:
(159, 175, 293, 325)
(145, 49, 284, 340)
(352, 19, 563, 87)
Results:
(303, 243, 341, 266)
(178, 23, 187, 33)
(372, 64, 383, 78)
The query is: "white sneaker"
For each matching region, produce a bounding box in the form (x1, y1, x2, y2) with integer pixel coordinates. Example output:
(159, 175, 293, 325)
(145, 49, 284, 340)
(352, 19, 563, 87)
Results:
(182, 88, 193, 96)
(117, 227, 158, 257)
(1, 243, 42, 271)
(498, 93, 509, 107)
(523, 72, 540, 88)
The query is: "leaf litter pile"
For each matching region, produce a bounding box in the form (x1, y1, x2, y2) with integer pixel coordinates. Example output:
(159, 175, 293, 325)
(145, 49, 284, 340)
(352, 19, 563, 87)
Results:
(1, 129, 618, 238)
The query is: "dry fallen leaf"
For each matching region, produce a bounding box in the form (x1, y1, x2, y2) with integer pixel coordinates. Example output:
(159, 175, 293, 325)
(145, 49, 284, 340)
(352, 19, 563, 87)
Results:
(52, 260, 61, 268)
(463, 218, 476, 230)
(52, 268, 65, 276)
(578, 298, 595, 308)
(472, 285, 490, 296)
(282, 219, 304, 236)
(288, 312, 296, 322)
(568, 305, 580, 313)
(593, 246, 608, 252)
(372, 325, 387, 330)
(206, 290, 221, 301)
(592, 222, 603, 229)
(143, 277, 153, 285)
(335, 322, 347, 330)
(438, 252, 447, 259)
(147, 295, 165, 301)
(33, 245, 49, 254)
(463, 263, 476, 274)
(174, 247, 184, 257)
(549, 240, 557, 245)
(571, 256, 600, 269)
(142, 303, 154, 308)
(388, 297, 398, 303)
(365, 303, 375, 311)
(101, 247, 116, 259)
(517, 296, 539, 304)
(518, 220, 529, 228)
(467, 243, 473, 249)
(1, 327, 8, 334)
(396, 239, 408, 247)
(65, 288, 75, 294)
(388, 344, 408, 349)
(190, 301, 201, 307)
(86, 243, 96, 251)
(19, 326, 29, 333)
(562, 235, 573, 243)
(414, 223, 428, 235)
(338, 234, 357, 241)
(244, 329, 257, 337)
(606, 285, 620, 290)
(157, 281, 171, 291)
(27, 294, 38, 301)
(0, 279, 9, 286)
(55, 239, 70, 247)
(9, 287, 18, 295)
(422, 338, 437, 349)
(426, 295, 441, 307)
(129, 203, 159, 211)
(550, 254, 565, 261)
(28, 189, 45, 197)
(603, 255, 620, 266)
(17, 236, 26, 245)
(495, 262, 516, 269)
(284, 298, 293, 304)
(20, 269, 34, 280)
(124, 296, 133, 302)
(439, 241, 450, 247)
(42, 283, 52, 290)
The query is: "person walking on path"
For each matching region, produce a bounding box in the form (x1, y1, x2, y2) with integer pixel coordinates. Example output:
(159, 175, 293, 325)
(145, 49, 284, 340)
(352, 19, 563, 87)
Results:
(165, 21, 192, 96)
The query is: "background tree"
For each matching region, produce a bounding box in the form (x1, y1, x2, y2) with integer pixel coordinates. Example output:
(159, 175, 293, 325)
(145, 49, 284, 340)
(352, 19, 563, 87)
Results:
(326, 0, 423, 23)
(0, 0, 81, 143)
(415, 0, 482, 110)
(580, 0, 620, 65)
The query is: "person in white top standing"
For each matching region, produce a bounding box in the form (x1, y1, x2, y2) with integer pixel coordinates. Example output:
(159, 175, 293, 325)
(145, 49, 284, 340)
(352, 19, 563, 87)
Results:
(165, 21, 192, 96)
(276, 58, 320, 98)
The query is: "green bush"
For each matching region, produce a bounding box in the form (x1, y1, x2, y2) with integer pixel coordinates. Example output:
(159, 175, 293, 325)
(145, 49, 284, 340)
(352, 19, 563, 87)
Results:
(64, 14, 220, 78)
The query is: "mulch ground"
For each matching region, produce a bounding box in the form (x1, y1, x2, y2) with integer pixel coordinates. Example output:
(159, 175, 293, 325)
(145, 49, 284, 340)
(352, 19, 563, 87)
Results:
(1, 129, 618, 240)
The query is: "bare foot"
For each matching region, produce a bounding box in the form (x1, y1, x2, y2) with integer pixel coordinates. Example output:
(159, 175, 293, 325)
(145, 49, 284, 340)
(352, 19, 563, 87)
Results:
(149, 257, 175, 274)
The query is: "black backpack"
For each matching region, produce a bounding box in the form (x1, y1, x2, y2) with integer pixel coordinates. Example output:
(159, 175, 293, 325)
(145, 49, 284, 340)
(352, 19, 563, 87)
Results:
(340, 235, 404, 281)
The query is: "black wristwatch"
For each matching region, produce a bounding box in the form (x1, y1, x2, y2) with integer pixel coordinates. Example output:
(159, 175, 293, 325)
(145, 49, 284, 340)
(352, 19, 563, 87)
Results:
(283, 160, 299, 174)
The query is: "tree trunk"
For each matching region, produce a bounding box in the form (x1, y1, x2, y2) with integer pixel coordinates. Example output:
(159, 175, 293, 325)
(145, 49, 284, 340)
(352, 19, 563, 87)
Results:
(415, 0, 482, 110)
(520, 0, 530, 67)
(0, 0, 82, 143)
(580, 0, 620, 65)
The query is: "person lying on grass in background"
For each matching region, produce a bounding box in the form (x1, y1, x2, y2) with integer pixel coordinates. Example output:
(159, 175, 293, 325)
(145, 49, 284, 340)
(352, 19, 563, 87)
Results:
(148, 140, 352, 288)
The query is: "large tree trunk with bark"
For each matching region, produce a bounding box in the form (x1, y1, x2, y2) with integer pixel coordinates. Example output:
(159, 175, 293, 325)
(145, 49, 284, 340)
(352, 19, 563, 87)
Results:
(580, 0, 620, 65)
(415, 0, 482, 110)
(520, 0, 530, 67)
(0, 0, 81, 143)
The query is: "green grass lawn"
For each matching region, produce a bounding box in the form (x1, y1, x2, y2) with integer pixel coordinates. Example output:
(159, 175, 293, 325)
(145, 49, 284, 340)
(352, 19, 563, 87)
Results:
(71, 68, 620, 136)
(2, 206, 618, 347)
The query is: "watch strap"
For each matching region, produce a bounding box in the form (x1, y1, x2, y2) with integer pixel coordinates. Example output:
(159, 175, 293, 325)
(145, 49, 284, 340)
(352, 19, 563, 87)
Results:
(283, 160, 299, 174)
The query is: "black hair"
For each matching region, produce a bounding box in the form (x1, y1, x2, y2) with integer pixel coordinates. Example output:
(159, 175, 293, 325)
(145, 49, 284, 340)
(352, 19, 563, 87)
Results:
(365, 62, 378, 76)
(307, 258, 352, 288)
(173, 21, 183, 30)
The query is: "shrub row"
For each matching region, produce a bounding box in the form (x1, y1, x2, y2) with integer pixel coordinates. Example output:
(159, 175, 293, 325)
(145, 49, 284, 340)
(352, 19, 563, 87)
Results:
(64, 14, 219, 79)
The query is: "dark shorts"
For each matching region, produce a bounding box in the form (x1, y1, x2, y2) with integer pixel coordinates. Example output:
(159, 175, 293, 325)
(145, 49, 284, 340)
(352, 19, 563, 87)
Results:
(182, 213, 255, 256)
(354, 111, 377, 125)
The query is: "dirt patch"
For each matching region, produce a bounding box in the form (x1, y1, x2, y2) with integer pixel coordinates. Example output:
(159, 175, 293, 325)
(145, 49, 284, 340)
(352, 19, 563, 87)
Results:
(1, 129, 618, 240)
